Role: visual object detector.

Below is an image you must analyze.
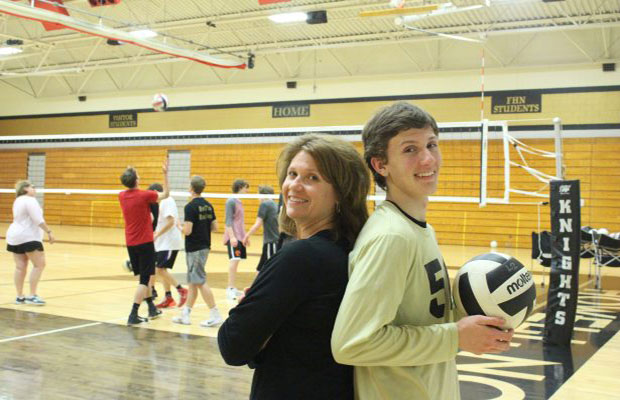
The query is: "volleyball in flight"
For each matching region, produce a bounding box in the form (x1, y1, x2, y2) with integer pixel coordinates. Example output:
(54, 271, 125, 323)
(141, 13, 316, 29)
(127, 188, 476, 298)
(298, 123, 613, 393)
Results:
(152, 93, 169, 112)
(453, 252, 536, 330)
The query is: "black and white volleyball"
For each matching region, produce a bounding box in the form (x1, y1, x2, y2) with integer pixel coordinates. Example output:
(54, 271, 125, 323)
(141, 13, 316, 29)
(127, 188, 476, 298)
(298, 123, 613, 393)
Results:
(453, 252, 536, 329)
(152, 93, 168, 112)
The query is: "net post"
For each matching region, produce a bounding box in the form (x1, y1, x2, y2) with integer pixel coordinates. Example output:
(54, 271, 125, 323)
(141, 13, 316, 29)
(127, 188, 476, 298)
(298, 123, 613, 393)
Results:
(479, 119, 488, 207)
(502, 122, 510, 203)
(553, 117, 563, 179)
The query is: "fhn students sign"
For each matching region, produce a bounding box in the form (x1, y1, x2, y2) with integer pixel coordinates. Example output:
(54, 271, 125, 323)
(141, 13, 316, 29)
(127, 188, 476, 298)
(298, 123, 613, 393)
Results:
(492, 93, 541, 114)
(272, 104, 310, 118)
(544, 180, 581, 346)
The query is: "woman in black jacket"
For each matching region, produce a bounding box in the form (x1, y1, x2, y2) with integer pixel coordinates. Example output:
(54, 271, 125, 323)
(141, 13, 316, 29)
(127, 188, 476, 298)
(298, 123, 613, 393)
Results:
(218, 134, 370, 399)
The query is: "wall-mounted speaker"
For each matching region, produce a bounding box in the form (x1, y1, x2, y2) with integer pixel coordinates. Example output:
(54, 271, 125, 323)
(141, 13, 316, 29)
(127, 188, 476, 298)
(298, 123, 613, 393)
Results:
(602, 63, 616, 72)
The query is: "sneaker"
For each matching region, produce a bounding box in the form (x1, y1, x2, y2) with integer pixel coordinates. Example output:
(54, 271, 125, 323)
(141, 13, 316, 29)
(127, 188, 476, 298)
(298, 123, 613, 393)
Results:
(25, 295, 46, 306)
(177, 287, 188, 308)
(127, 314, 148, 326)
(15, 296, 25, 305)
(156, 296, 176, 309)
(148, 308, 163, 319)
(123, 259, 133, 273)
(172, 313, 191, 325)
(226, 287, 239, 302)
(200, 310, 223, 327)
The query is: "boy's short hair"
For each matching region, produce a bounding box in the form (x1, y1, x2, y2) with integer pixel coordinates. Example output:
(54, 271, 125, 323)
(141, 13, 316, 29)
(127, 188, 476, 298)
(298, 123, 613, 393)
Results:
(191, 175, 206, 194)
(362, 101, 439, 190)
(120, 167, 138, 189)
(232, 179, 249, 193)
(258, 185, 274, 195)
(148, 183, 163, 192)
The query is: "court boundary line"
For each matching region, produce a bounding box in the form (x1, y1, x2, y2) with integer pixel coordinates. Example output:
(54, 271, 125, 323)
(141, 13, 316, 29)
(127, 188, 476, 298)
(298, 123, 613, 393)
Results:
(0, 304, 215, 344)
(0, 321, 102, 344)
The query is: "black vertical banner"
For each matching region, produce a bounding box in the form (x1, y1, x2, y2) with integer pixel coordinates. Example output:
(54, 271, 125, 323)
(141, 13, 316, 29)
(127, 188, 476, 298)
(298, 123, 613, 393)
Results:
(544, 180, 581, 346)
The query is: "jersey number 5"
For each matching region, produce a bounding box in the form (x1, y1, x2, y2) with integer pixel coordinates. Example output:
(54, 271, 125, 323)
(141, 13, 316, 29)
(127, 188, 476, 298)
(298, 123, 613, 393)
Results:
(424, 259, 445, 318)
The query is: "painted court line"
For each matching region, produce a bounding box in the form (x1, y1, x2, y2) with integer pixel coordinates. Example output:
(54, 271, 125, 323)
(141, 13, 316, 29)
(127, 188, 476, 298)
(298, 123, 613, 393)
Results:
(0, 321, 102, 344)
(0, 314, 137, 343)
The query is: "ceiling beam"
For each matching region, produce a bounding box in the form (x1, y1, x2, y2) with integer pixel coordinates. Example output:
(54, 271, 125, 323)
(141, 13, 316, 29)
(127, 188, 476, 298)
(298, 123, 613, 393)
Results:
(2, 22, 619, 78)
(0, 78, 35, 97)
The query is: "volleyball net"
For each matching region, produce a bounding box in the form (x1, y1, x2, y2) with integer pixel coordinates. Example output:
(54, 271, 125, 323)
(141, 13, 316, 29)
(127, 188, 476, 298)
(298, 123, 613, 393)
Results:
(0, 118, 563, 228)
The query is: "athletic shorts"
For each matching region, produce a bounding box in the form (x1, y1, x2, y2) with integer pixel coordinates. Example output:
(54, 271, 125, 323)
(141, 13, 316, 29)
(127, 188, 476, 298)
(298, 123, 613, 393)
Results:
(226, 241, 247, 260)
(256, 242, 278, 272)
(155, 250, 179, 269)
(7, 241, 44, 254)
(186, 249, 209, 285)
(127, 241, 156, 285)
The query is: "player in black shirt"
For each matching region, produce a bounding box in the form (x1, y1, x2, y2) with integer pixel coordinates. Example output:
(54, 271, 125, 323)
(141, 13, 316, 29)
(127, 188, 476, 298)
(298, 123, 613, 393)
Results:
(172, 175, 222, 327)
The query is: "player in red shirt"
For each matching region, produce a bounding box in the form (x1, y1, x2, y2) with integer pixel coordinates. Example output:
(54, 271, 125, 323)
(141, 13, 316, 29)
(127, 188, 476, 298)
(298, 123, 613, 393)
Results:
(119, 160, 169, 325)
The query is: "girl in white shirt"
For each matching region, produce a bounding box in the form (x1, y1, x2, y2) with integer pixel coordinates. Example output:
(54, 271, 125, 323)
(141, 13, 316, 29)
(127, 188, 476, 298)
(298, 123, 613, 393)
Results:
(5, 181, 55, 305)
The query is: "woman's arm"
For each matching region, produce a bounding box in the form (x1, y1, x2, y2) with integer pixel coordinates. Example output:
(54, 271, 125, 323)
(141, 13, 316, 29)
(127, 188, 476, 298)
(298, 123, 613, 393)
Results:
(25, 198, 54, 244)
(218, 247, 310, 365)
(38, 221, 55, 244)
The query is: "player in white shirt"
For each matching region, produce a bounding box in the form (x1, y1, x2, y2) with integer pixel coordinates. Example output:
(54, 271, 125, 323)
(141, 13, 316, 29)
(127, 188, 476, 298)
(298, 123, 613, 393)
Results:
(150, 183, 188, 309)
(6, 181, 55, 305)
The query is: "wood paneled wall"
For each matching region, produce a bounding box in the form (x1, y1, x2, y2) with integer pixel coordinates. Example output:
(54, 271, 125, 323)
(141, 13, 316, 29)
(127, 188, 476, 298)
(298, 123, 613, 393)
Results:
(1, 137, 618, 249)
(0, 151, 28, 222)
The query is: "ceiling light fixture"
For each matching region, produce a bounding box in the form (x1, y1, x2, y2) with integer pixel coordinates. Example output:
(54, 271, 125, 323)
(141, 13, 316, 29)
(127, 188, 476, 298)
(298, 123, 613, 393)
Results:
(129, 29, 157, 39)
(268, 12, 307, 23)
(0, 47, 23, 56)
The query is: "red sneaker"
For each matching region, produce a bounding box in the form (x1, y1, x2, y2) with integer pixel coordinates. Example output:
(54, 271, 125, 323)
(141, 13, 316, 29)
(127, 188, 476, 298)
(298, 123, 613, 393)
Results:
(177, 287, 188, 308)
(156, 296, 176, 309)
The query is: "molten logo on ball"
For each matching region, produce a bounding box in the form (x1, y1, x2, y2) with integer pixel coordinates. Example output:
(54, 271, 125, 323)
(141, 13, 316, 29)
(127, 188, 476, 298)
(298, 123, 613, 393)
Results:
(507, 272, 532, 295)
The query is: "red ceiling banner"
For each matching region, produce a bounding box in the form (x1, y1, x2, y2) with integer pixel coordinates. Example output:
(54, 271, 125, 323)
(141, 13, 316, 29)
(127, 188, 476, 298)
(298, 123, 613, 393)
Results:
(34, 0, 69, 31)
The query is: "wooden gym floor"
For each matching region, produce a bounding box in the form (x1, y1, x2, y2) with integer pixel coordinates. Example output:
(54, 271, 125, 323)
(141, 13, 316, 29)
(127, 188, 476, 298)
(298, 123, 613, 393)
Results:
(1, 223, 619, 399)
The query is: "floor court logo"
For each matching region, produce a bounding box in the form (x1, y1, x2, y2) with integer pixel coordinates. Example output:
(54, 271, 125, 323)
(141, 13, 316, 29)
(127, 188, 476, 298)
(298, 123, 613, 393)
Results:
(457, 288, 620, 400)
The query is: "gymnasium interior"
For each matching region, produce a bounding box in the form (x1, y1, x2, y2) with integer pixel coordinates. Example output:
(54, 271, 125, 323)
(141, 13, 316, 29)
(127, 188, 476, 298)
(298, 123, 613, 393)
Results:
(1, 1, 619, 399)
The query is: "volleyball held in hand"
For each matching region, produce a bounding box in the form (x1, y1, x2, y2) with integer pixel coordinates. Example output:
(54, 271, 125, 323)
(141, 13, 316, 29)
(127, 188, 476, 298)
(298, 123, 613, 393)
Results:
(152, 93, 168, 112)
(453, 252, 536, 330)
